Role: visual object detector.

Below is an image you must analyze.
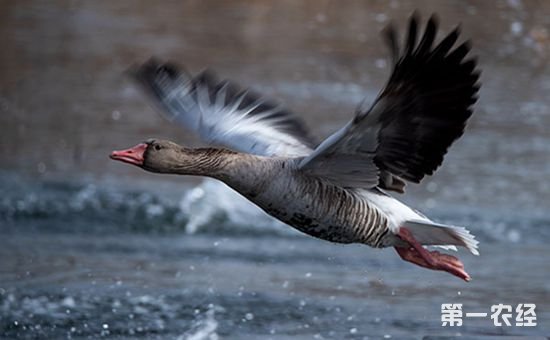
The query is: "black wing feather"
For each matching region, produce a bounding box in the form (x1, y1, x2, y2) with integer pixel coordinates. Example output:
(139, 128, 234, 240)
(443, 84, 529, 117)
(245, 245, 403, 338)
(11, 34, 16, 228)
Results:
(373, 14, 481, 184)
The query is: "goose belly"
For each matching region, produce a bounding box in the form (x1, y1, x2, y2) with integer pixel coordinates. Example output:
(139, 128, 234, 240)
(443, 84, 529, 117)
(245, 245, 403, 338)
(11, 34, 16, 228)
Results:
(245, 175, 392, 247)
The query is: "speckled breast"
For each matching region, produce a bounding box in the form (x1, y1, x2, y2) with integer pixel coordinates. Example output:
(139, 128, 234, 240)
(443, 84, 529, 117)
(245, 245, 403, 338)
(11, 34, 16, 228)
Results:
(248, 173, 391, 247)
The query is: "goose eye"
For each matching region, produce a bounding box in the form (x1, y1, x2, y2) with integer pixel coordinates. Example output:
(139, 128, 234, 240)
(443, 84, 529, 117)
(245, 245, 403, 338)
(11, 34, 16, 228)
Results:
(154, 144, 161, 151)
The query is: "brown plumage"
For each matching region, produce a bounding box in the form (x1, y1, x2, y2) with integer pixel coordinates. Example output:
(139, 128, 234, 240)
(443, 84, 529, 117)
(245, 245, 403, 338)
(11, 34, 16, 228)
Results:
(111, 13, 481, 281)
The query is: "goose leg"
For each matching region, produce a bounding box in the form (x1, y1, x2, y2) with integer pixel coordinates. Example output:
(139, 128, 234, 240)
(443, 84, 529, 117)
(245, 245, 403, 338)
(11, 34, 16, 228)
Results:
(394, 227, 471, 282)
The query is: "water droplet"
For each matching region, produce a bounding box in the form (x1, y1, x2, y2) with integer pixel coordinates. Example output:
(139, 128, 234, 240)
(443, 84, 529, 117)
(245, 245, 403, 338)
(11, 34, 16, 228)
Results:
(427, 181, 438, 193)
(508, 229, 521, 242)
(111, 110, 121, 120)
(62, 296, 76, 308)
(350, 328, 358, 334)
(375, 13, 388, 23)
(375, 59, 387, 69)
(507, 0, 522, 9)
(37, 162, 46, 173)
(245, 313, 254, 320)
(425, 198, 436, 208)
(511, 22, 523, 36)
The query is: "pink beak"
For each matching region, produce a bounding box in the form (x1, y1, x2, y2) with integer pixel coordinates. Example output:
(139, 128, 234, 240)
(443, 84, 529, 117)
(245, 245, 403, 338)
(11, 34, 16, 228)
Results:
(110, 143, 148, 166)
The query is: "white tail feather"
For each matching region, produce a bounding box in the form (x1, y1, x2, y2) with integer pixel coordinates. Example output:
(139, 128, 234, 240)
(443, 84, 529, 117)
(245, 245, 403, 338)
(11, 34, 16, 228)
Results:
(403, 220, 480, 255)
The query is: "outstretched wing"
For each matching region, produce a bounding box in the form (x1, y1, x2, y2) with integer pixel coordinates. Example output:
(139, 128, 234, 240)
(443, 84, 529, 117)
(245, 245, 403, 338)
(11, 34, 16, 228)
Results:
(130, 59, 316, 157)
(299, 13, 480, 192)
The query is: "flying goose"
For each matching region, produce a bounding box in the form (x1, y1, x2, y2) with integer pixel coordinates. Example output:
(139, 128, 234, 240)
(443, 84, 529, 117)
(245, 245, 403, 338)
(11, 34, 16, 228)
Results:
(111, 14, 481, 281)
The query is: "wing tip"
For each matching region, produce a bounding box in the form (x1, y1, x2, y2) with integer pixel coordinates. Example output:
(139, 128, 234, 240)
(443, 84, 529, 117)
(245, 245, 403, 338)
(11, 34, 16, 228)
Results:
(382, 22, 399, 63)
(127, 57, 318, 154)
(126, 57, 192, 89)
(383, 12, 477, 65)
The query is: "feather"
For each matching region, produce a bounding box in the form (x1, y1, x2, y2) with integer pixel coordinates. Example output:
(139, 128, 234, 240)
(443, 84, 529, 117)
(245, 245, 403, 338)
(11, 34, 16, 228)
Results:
(299, 14, 480, 192)
(129, 58, 316, 157)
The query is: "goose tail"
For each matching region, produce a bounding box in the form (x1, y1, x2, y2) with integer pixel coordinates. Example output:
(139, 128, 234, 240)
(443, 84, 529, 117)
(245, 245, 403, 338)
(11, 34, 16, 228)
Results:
(402, 220, 480, 255)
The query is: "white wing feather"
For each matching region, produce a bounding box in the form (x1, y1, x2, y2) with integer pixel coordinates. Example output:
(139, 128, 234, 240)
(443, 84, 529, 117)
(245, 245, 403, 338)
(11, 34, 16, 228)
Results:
(131, 59, 316, 157)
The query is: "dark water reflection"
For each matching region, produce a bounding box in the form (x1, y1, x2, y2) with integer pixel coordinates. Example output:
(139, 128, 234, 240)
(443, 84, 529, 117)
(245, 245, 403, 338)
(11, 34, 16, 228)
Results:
(1, 1, 550, 338)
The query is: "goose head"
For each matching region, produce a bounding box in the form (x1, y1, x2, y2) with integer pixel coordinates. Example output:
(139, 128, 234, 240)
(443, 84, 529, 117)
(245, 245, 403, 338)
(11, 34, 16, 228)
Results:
(110, 139, 233, 176)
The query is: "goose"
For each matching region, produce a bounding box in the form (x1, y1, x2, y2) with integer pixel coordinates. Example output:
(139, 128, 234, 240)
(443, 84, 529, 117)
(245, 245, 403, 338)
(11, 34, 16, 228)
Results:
(111, 14, 480, 281)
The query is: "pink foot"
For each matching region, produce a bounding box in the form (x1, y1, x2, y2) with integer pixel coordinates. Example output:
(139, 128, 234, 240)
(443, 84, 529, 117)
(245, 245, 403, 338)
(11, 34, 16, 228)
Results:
(395, 227, 471, 282)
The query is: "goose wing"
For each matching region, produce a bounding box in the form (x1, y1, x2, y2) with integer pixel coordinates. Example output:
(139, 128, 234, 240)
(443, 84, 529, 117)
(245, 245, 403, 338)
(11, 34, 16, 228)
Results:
(130, 59, 316, 157)
(299, 14, 480, 192)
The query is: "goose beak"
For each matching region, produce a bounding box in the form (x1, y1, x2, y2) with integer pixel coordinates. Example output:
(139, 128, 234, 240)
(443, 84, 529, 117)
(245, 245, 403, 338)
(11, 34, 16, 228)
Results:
(110, 143, 148, 166)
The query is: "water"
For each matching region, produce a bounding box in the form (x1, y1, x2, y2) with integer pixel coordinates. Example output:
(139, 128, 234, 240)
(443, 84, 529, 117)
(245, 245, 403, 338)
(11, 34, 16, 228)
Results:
(2, 176, 550, 339)
(1, 1, 550, 339)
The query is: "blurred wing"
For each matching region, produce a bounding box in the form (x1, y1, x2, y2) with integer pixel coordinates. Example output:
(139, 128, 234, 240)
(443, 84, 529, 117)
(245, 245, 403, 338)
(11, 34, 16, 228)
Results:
(300, 13, 480, 192)
(130, 59, 316, 157)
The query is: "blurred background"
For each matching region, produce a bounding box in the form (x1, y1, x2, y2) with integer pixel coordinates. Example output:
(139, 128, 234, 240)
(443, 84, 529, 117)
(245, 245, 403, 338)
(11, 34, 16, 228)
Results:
(1, 1, 549, 339)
